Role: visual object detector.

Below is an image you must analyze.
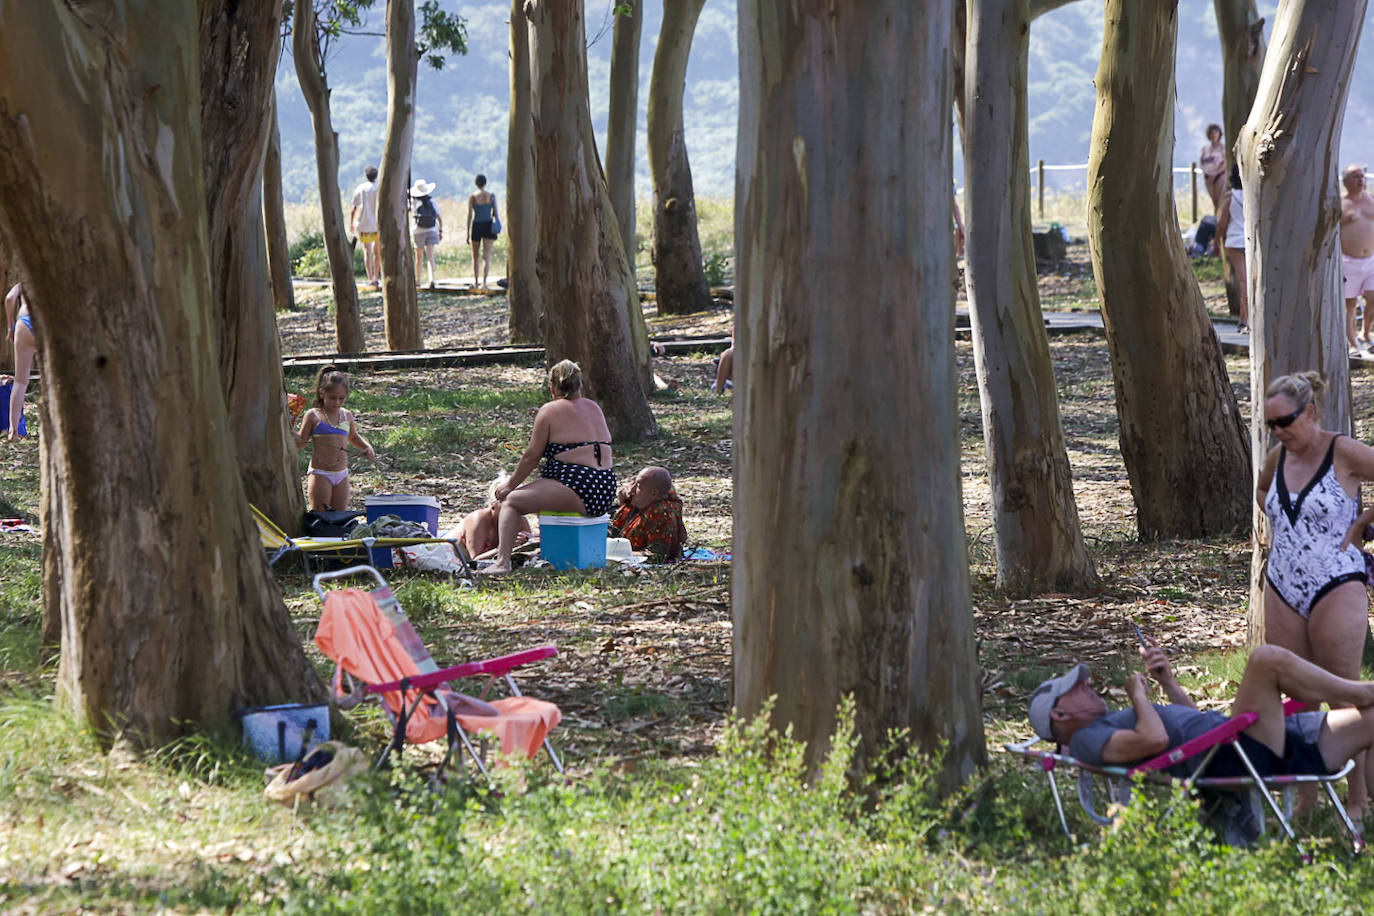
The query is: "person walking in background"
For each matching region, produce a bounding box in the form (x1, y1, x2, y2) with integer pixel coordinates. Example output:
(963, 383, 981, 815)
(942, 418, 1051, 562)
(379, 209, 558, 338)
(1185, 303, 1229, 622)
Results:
(466, 174, 500, 291)
(350, 165, 381, 289)
(4, 282, 36, 441)
(1200, 123, 1227, 214)
(1212, 164, 1249, 335)
(410, 179, 442, 291)
(1341, 164, 1374, 352)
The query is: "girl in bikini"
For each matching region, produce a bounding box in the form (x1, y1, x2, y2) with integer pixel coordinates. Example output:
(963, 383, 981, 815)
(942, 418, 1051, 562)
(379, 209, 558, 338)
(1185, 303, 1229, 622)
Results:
(295, 366, 376, 510)
(4, 282, 37, 441)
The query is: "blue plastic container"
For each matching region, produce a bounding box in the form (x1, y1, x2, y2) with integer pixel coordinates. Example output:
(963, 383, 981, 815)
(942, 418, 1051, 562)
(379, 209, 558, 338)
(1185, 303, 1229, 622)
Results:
(365, 494, 440, 568)
(539, 513, 610, 570)
(0, 383, 26, 437)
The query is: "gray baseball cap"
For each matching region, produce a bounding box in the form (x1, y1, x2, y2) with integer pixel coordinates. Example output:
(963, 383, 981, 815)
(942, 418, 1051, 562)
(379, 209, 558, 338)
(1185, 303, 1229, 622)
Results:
(1028, 663, 1090, 742)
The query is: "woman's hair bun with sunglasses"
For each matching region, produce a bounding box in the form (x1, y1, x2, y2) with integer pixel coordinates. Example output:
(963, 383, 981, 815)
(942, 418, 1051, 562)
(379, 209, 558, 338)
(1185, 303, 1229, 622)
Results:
(1266, 371, 1325, 413)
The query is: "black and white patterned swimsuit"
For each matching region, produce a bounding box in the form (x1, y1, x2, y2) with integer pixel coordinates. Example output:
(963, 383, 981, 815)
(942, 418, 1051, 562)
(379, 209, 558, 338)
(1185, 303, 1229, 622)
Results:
(1265, 435, 1366, 618)
(541, 441, 615, 517)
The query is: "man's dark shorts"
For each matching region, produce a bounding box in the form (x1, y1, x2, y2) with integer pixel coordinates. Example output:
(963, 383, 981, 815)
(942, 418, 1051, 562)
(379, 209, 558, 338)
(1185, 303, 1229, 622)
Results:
(1205, 720, 1329, 778)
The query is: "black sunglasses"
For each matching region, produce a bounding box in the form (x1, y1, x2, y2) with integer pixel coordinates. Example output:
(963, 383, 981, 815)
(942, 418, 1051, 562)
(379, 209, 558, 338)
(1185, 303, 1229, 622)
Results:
(1265, 404, 1307, 430)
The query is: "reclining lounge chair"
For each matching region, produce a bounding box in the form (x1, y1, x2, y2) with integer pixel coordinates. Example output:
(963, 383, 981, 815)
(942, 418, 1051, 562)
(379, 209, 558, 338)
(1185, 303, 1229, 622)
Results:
(1006, 699, 1364, 860)
(253, 504, 470, 577)
(312, 565, 562, 778)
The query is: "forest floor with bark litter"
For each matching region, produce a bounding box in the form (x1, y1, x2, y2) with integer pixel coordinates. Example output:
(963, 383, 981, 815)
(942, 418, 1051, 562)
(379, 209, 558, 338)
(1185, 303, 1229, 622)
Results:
(2, 258, 1371, 910)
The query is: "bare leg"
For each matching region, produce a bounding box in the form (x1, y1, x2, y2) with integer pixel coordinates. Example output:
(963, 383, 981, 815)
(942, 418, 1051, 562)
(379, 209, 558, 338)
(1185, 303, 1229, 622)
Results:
(330, 475, 352, 512)
(1347, 296, 1361, 349)
(307, 473, 334, 511)
(8, 321, 35, 440)
(1363, 291, 1374, 343)
(1232, 644, 1374, 753)
(416, 246, 424, 286)
(481, 238, 494, 289)
(1225, 247, 1248, 327)
(1264, 584, 1312, 660)
(714, 346, 734, 395)
(471, 240, 481, 287)
(478, 478, 584, 575)
(1307, 580, 1371, 814)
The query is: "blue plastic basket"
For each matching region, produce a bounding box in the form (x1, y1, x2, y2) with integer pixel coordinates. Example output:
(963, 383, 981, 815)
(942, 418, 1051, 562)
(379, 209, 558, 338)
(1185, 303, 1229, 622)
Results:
(235, 702, 329, 764)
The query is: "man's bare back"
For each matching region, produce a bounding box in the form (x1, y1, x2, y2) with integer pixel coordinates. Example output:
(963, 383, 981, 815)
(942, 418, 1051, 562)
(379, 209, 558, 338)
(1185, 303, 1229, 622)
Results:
(1341, 168, 1374, 258)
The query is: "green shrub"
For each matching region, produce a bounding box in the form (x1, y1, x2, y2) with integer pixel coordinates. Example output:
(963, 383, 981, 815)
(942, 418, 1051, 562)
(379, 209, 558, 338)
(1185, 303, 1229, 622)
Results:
(289, 230, 364, 278)
(703, 252, 730, 287)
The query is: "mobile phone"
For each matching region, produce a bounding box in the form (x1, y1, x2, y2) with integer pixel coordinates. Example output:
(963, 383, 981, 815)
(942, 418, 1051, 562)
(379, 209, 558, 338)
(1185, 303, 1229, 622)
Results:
(1132, 622, 1149, 648)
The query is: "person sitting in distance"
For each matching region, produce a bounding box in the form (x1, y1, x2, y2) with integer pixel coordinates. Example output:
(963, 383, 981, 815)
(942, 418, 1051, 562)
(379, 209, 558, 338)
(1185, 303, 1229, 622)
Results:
(1032, 642, 1374, 802)
(456, 475, 531, 561)
(610, 466, 688, 561)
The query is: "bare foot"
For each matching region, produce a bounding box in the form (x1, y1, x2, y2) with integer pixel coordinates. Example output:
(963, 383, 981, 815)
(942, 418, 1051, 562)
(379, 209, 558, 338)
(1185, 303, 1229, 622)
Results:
(476, 563, 511, 576)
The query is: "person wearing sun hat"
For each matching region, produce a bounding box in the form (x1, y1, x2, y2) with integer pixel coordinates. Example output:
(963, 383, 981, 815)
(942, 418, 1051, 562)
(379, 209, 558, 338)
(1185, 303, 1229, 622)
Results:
(410, 178, 442, 290)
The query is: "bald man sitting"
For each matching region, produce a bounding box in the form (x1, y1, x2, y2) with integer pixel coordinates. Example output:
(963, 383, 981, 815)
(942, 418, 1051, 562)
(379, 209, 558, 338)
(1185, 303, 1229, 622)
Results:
(610, 466, 688, 561)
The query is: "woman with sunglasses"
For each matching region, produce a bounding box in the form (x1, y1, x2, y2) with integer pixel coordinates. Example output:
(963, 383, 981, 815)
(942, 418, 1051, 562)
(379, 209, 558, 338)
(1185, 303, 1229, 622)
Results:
(1258, 370, 1374, 815)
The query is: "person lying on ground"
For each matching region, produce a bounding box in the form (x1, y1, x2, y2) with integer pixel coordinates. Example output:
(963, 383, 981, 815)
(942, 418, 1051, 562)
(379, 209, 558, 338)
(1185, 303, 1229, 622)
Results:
(610, 466, 688, 561)
(1031, 642, 1374, 812)
(457, 475, 530, 560)
(480, 360, 615, 575)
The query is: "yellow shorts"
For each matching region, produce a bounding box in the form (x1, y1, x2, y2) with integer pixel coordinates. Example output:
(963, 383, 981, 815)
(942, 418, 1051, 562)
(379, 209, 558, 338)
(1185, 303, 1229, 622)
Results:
(358, 231, 379, 244)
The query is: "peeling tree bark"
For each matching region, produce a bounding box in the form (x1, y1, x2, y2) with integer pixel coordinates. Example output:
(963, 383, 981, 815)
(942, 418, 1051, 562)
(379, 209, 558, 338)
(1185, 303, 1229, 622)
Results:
(606, 0, 642, 269)
(506, 0, 543, 343)
(379, 0, 422, 350)
(648, 0, 712, 316)
(264, 94, 297, 313)
(293, 0, 366, 354)
(0, 0, 322, 745)
(1215, 0, 1266, 318)
(1086, 0, 1251, 541)
(735, 1, 986, 791)
(200, 0, 305, 532)
(1237, 0, 1364, 645)
(965, 0, 1098, 593)
(526, 0, 656, 439)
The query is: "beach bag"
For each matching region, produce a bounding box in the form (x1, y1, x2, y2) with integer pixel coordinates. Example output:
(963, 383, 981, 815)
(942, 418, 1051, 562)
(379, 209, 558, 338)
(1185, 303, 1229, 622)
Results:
(304, 509, 364, 538)
(492, 215, 501, 236)
(264, 741, 368, 806)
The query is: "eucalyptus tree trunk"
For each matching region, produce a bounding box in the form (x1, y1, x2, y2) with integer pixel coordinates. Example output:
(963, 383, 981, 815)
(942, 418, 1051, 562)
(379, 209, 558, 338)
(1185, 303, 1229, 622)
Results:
(526, 0, 657, 439)
(1215, 0, 1266, 318)
(648, 0, 712, 315)
(735, 1, 985, 791)
(606, 0, 642, 269)
(965, 0, 1097, 594)
(379, 0, 422, 350)
(506, 0, 543, 343)
(293, 0, 366, 353)
(263, 96, 297, 313)
(200, 0, 305, 533)
(1237, 0, 1364, 645)
(0, 0, 322, 745)
(1086, 0, 1250, 541)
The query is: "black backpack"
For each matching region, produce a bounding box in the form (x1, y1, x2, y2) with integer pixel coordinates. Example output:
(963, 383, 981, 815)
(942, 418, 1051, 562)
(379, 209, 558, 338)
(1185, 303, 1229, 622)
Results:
(414, 197, 438, 229)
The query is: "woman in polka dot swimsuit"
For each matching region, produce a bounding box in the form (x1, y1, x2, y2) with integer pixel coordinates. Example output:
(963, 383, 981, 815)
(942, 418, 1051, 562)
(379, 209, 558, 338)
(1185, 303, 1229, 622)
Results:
(480, 359, 616, 575)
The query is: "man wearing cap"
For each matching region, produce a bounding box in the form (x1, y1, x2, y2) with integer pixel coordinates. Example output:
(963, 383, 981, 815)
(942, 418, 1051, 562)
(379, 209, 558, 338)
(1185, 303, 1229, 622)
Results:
(1030, 643, 1374, 797)
(1341, 164, 1374, 352)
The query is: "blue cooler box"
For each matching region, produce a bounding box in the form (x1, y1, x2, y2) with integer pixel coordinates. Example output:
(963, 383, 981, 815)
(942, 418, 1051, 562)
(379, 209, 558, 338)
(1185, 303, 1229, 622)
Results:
(539, 513, 610, 569)
(365, 494, 440, 568)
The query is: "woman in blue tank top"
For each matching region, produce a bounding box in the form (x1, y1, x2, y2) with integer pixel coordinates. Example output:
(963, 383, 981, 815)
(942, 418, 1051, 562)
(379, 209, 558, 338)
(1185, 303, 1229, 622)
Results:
(466, 173, 501, 291)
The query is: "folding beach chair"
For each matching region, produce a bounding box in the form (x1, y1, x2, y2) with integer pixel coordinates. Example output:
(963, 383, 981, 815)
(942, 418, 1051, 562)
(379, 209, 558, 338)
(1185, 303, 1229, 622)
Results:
(1006, 700, 1365, 861)
(312, 565, 563, 779)
(252, 505, 470, 576)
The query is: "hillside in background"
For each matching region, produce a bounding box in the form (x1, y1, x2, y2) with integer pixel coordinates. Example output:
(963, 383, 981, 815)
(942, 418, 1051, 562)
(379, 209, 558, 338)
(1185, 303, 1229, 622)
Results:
(274, 1, 1374, 206)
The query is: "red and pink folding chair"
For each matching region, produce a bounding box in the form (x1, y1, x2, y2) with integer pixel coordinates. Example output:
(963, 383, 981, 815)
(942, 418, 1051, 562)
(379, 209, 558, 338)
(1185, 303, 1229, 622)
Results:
(312, 565, 564, 779)
(1006, 699, 1364, 860)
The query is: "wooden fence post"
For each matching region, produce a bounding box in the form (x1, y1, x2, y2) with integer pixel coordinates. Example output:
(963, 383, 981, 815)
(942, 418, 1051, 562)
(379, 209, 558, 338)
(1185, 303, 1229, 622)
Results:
(1038, 159, 1045, 219)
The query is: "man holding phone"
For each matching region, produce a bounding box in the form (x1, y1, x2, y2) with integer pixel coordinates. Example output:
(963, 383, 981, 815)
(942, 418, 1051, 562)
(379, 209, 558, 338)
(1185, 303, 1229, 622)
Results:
(1029, 642, 1374, 800)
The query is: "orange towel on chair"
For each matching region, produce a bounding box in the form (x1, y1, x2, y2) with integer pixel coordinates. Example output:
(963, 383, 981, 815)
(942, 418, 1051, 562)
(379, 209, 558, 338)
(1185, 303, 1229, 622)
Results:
(315, 588, 561, 759)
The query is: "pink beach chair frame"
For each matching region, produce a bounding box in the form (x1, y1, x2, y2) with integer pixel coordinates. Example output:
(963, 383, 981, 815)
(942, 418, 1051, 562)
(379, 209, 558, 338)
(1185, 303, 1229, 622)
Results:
(1005, 700, 1364, 861)
(312, 565, 564, 780)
